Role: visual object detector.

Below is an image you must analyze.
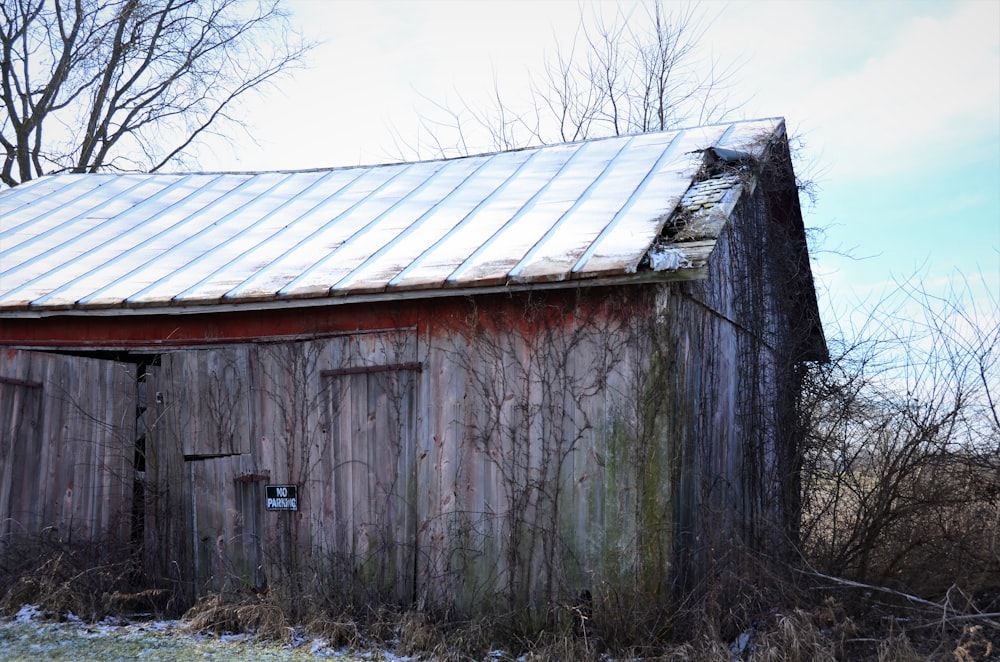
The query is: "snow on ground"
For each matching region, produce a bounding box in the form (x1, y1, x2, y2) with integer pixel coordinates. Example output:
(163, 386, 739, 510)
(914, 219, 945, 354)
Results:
(0, 605, 405, 661)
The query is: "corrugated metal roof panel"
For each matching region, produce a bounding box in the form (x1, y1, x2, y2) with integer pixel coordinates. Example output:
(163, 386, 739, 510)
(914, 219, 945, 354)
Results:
(0, 118, 784, 314)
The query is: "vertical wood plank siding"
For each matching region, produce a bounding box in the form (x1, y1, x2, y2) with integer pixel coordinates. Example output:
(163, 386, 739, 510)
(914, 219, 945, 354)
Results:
(0, 349, 135, 544)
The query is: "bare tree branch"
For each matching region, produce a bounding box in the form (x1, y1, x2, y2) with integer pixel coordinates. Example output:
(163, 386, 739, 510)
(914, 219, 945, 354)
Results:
(391, 0, 740, 161)
(799, 271, 1000, 595)
(0, 0, 311, 187)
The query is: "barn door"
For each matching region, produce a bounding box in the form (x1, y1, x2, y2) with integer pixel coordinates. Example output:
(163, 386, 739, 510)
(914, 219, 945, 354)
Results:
(189, 456, 265, 594)
(156, 347, 258, 594)
(323, 362, 419, 604)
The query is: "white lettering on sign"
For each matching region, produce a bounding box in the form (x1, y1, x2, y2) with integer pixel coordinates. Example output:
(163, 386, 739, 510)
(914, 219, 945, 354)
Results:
(265, 484, 299, 511)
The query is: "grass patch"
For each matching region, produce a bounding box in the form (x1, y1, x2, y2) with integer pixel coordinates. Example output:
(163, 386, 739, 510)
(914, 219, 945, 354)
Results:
(0, 619, 356, 661)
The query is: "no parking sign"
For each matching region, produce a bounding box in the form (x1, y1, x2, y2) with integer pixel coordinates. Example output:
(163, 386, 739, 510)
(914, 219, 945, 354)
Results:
(265, 484, 298, 511)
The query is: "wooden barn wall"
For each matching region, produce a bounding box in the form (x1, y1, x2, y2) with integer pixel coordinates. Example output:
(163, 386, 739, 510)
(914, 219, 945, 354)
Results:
(666, 178, 809, 590)
(0, 348, 135, 546)
(414, 296, 673, 616)
(132, 294, 682, 618)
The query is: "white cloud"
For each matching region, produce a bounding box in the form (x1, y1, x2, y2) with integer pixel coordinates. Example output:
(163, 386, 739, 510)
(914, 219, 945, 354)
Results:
(791, 2, 1000, 180)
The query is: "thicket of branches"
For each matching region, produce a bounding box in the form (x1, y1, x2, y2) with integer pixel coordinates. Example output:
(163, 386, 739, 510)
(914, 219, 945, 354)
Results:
(0, 0, 309, 187)
(798, 274, 999, 603)
(392, 0, 738, 159)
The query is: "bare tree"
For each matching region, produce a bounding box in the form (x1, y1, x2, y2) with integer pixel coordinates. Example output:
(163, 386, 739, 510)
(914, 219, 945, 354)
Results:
(0, 0, 310, 187)
(391, 1, 738, 159)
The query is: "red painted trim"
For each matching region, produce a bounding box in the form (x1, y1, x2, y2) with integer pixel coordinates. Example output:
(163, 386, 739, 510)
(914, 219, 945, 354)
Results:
(0, 287, 657, 352)
(0, 299, 429, 349)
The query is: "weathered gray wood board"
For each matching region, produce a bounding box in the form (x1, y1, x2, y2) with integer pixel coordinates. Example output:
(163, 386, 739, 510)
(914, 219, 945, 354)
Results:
(0, 350, 134, 543)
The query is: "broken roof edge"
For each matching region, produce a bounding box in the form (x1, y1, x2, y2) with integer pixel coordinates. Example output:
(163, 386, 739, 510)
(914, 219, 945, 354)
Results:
(638, 122, 828, 363)
(643, 115, 797, 244)
(639, 165, 755, 274)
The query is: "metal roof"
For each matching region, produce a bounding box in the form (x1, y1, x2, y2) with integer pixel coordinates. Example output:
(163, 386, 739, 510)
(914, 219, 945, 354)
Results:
(0, 118, 783, 316)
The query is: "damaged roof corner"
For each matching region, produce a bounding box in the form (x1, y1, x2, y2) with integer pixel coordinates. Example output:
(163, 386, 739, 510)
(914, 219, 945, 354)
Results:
(639, 132, 775, 275)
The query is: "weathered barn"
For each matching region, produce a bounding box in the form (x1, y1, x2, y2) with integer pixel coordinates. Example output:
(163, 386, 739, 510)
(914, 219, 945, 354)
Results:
(0, 118, 824, 618)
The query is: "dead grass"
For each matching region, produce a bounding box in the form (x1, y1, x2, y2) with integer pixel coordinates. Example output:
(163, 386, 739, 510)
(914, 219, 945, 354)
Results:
(302, 611, 363, 649)
(2, 533, 996, 659)
(0, 535, 156, 622)
(395, 609, 443, 656)
(952, 625, 995, 662)
(752, 610, 837, 662)
(170, 567, 1000, 660)
(3, 579, 997, 660)
(183, 593, 291, 642)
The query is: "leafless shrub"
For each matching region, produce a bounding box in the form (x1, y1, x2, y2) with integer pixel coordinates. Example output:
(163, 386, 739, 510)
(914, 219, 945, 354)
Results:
(799, 274, 999, 598)
(0, 534, 151, 621)
(791, 272, 999, 658)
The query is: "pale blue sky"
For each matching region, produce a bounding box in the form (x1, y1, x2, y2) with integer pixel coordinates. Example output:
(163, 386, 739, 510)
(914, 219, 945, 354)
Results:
(193, 0, 1000, 331)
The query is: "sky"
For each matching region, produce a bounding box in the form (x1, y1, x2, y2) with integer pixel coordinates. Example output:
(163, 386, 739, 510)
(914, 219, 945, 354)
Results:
(192, 0, 1000, 334)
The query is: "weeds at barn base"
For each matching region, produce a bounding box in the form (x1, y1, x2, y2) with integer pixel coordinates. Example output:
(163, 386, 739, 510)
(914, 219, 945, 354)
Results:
(1, 587, 998, 660)
(0, 535, 171, 623)
(1, 533, 998, 659)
